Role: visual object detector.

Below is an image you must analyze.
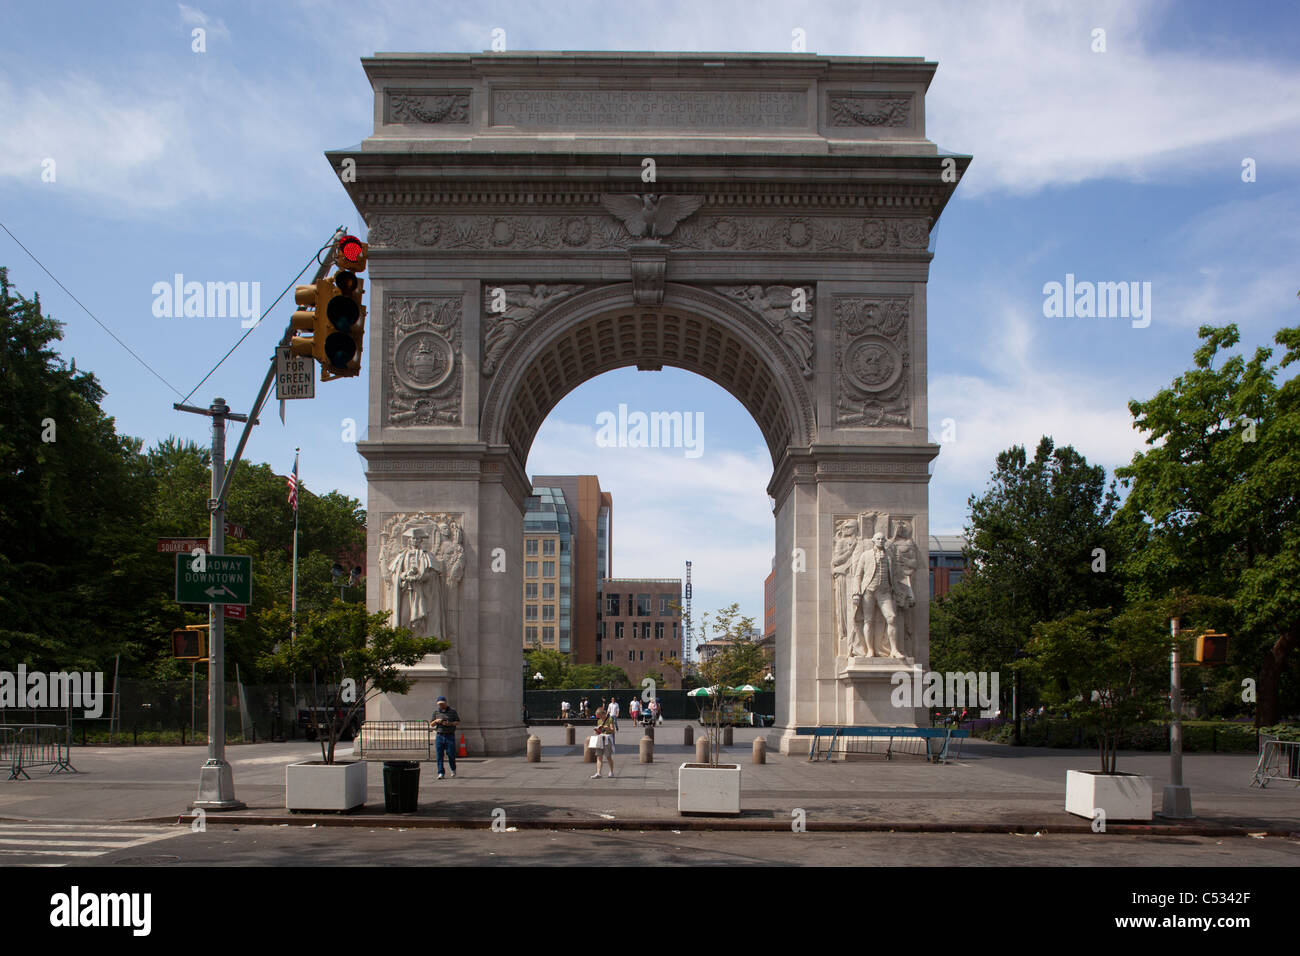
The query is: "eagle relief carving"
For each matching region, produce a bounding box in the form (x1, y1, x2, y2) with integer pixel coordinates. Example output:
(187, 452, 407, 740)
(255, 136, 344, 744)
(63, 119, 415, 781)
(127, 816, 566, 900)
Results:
(599, 194, 704, 239)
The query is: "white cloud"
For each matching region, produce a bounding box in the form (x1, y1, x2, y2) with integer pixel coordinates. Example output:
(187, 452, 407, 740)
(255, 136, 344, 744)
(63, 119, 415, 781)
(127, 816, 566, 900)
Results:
(928, 302, 1150, 533)
(178, 4, 232, 42)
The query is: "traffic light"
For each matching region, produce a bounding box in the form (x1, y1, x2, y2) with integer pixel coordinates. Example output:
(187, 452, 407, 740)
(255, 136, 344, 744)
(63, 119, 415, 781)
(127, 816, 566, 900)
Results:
(321, 269, 364, 379)
(171, 625, 209, 661)
(334, 234, 368, 272)
(287, 235, 368, 381)
(1194, 631, 1228, 665)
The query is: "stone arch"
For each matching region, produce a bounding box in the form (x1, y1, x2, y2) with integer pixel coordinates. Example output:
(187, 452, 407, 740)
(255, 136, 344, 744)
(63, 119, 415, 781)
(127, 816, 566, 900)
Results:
(481, 282, 816, 470)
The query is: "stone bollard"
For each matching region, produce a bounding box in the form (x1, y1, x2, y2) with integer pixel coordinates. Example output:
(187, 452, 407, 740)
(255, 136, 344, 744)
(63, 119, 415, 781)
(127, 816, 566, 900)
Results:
(640, 736, 653, 764)
(526, 735, 541, 762)
(645, 723, 654, 743)
(565, 724, 575, 746)
(583, 739, 596, 763)
(695, 735, 710, 764)
(753, 737, 767, 764)
(684, 725, 694, 747)
(723, 725, 733, 747)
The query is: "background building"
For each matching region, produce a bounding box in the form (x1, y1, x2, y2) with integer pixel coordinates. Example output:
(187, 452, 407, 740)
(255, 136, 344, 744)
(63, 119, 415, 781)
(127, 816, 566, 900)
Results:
(522, 486, 573, 654)
(525, 475, 612, 664)
(929, 534, 969, 599)
(602, 578, 682, 689)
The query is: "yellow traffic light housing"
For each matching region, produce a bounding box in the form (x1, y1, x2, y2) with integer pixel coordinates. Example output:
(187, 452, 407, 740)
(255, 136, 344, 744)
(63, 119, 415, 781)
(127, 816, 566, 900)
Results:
(1194, 630, 1228, 665)
(171, 625, 209, 661)
(288, 281, 322, 360)
(320, 270, 364, 380)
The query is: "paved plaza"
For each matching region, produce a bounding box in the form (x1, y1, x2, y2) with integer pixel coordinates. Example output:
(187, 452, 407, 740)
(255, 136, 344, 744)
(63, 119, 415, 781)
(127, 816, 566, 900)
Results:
(2, 723, 1296, 837)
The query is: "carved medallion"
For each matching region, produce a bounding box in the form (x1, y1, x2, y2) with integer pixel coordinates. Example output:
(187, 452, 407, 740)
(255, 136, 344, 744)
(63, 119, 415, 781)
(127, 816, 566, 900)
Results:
(387, 296, 463, 426)
(844, 335, 904, 393)
(835, 296, 912, 428)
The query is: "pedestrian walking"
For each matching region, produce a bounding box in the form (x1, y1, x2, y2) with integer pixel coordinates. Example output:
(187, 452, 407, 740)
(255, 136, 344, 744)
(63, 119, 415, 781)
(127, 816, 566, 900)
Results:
(629, 697, 641, 725)
(652, 698, 663, 725)
(589, 706, 616, 778)
(607, 697, 620, 731)
(430, 696, 460, 779)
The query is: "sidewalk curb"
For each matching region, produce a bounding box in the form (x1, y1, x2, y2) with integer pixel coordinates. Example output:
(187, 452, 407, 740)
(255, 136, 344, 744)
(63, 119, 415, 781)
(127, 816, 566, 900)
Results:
(109, 813, 1300, 838)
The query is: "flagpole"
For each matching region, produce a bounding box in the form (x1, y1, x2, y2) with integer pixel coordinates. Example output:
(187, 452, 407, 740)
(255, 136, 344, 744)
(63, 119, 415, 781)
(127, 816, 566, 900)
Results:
(290, 447, 300, 645)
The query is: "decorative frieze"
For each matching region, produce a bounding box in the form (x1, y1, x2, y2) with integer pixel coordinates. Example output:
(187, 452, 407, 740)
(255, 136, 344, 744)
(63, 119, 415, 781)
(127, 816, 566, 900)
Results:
(827, 94, 912, 127)
(386, 91, 471, 125)
(368, 212, 929, 254)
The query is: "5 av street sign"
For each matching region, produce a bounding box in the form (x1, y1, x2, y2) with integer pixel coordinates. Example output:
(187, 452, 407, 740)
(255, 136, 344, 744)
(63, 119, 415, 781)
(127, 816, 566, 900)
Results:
(175, 553, 253, 606)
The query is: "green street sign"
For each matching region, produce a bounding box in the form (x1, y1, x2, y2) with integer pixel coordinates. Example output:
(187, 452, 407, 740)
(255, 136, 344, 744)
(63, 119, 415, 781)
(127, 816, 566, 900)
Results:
(175, 553, 253, 606)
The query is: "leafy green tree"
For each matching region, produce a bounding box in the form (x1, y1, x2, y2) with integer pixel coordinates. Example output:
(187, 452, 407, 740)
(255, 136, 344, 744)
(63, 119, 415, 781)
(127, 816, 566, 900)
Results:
(1118, 324, 1300, 725)
(258, 600, 446, 763)
(1023, 602, 1175, 773)
(690, 604, 767, 766)
(0, 268, 153, 672)
(935, 437, 1130, 738)
(525, 648, 569, 688)
(563, 664, 631, 690)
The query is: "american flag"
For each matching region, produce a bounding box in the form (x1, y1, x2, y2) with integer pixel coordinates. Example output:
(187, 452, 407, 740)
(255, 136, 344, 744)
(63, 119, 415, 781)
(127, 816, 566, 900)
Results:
(287, 452, 299, 511)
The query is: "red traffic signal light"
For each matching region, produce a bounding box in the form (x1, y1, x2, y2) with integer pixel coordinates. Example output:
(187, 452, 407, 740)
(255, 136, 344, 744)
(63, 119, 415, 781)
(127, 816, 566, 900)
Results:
(334, 235, 368, 272)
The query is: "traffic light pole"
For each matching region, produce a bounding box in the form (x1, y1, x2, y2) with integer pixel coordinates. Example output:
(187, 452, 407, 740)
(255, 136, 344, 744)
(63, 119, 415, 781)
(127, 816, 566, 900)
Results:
(174, 395, 248, 810)
(174, 227, 344, 810)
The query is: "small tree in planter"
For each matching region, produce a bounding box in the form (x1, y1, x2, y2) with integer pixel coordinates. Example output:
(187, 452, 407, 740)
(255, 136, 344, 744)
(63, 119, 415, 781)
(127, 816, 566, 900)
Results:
(1023, 604, 1175, 775)
(259, 600, 448, 765)
(690, 604, 767, 766)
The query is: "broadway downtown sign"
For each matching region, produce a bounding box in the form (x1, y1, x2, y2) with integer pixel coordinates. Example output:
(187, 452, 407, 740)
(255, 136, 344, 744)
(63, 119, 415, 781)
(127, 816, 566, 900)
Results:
(175, 553, 252, 605)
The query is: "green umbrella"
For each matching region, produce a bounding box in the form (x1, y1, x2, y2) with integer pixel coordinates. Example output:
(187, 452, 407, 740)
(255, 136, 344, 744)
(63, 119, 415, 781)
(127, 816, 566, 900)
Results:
(734, 684, 760, 693)
(687, 687, 713, 697)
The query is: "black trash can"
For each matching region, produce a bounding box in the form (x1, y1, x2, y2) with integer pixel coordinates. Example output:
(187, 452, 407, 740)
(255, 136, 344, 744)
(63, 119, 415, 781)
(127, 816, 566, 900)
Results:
(382, 761, 421, 813)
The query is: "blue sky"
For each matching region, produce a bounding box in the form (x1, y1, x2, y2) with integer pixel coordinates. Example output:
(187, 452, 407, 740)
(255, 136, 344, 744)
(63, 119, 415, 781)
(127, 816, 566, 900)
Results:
(3, 0, 1298, 629)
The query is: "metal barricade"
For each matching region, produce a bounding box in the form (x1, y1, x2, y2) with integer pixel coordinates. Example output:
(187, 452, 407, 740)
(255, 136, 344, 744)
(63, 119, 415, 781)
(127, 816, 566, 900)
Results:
(2, 724, 77, 779)
(1252, 735, 1300, 788)
(0, 728, 17, 780)
(356, 720, 431, 761)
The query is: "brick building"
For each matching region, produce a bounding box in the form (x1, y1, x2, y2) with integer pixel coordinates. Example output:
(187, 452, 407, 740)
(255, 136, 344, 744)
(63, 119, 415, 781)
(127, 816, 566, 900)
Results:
(600, 578, 683, 689)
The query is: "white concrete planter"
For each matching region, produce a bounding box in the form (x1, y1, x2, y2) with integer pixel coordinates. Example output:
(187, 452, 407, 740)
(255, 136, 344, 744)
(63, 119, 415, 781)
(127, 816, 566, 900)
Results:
(1065, 769, 1153, 822)
(286, 760, 368, 812)
(678, 762, 741, 815)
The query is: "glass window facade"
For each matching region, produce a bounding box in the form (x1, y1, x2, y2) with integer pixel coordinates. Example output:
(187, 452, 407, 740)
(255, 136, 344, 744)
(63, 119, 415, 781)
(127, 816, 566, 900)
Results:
(524, 487, 573, 654)
(637, 594, 651, 616)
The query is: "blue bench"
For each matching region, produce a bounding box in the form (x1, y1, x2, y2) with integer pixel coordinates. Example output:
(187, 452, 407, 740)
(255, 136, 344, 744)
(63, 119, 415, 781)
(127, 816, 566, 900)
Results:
(795, 725, 969, 764)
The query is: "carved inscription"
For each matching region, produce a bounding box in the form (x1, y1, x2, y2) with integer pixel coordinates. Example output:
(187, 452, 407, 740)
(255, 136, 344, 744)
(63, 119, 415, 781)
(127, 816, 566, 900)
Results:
(491, 90, 807, 129)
